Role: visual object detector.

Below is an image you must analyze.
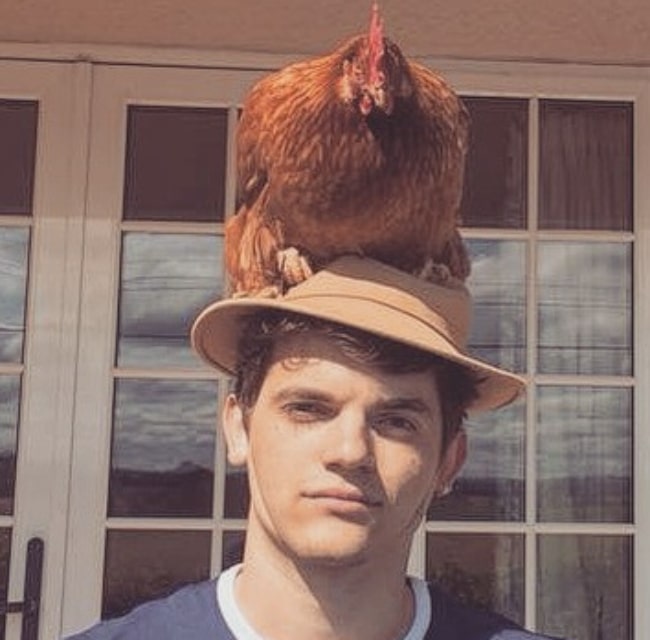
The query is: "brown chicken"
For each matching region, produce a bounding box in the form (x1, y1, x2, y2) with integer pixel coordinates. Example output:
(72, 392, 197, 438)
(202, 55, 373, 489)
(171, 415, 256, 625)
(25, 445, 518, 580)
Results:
(226, 4, 470, 295)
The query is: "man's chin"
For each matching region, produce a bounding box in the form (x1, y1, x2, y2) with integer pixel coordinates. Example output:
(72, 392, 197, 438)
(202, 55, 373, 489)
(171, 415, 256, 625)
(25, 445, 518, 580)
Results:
(285, 529, 374, 568)
(294, 548, 369, 569)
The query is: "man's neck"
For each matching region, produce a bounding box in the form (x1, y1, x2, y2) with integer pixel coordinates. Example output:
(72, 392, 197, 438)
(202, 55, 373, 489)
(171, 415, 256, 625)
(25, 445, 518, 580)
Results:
(234, 544, 414, 640)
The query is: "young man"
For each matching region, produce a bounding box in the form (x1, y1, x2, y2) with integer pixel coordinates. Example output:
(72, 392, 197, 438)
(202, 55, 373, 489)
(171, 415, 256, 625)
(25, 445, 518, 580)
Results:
(69, 256, 562, 639)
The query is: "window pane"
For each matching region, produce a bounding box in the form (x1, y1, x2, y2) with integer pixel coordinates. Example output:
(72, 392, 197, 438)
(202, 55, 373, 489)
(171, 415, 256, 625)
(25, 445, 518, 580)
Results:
(222, 530, 245, 570)
(224, 464, 249, 519)
(537, 242, 632, 375)
(117, 233, 223, 368)
(537, 386, 632, 523)
(102, 529, 211, 619)
(0, 100, 38, 216)
(428, 399, 525, 522)
(0, 376, 20, 516)
(466, 239, 526, 372)
(461, 97, 528, 229)
(537, 534, 632, 640)
(539, 100, 632, 231)
(109, 379, 218, 518)
(0, 227, 30, 363)
(426, 533, 524, 626)
(123, 106, 228, 222)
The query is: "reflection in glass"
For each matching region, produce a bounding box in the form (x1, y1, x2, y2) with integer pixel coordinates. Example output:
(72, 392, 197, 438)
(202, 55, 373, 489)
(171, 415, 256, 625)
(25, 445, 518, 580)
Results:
(0, 100, 38, 216)
(0, 529, 11, 639)
(109, 379, 218, 518)
(102, 529, 211, 619)
(539, 100, 632, 231)
(117, 233, 223, 368)
(426, 533, 524, 626)
(0, 227, 30, 363)
(461, 97, 528, 229)
(537, 242, 632, 375)
(0, 377, 19, 515)
(222, 530, 246, 570)
(537, 386, 632, 523)
(466, 239, 526, 372)
(537, 534, 631, 640)
(428, 399, 525, 522)
(224, 463, 249, 519)
(123, 105, 228, 222)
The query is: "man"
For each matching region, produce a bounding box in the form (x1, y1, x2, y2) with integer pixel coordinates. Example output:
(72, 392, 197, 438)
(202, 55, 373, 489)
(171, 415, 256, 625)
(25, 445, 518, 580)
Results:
(69, 256, 561, 639)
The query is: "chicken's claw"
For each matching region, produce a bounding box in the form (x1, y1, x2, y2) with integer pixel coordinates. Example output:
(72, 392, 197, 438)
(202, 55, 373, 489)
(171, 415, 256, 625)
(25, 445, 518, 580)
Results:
(277, 247, 314, 288)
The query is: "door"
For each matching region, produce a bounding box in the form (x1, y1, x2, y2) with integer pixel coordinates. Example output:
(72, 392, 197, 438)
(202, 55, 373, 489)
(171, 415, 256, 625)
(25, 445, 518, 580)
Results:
(0, 60, 90, 640)
(60, 64, 264, 635)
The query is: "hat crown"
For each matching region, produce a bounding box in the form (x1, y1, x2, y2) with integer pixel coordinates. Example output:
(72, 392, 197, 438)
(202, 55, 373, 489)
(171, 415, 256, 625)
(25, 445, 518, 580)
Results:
(284, 256, 471, 350)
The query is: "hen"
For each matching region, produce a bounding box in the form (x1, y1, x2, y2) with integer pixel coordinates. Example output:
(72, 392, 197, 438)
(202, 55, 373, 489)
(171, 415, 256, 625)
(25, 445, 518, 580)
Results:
(226, 4, 470, 295)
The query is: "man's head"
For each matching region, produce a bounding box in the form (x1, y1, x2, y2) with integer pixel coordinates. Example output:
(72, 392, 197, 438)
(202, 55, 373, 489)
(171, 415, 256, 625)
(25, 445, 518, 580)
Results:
(191, 255, 524, 570)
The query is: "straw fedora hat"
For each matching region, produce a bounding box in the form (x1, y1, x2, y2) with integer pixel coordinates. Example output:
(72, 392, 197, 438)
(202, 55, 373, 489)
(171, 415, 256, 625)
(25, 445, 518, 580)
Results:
(191, 255, 524, 412)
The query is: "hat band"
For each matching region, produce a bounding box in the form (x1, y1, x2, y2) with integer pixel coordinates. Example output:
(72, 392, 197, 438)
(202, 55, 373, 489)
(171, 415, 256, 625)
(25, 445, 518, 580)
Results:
(284, 291, 466, 352)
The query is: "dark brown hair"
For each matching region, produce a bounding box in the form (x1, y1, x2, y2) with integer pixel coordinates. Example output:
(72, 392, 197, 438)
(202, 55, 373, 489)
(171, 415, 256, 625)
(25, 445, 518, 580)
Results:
(233, 310, 478, 448)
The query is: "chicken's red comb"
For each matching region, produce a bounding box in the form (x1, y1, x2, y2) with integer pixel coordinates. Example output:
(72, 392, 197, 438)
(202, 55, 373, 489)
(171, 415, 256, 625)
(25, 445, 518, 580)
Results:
(368, 2, 384, 85)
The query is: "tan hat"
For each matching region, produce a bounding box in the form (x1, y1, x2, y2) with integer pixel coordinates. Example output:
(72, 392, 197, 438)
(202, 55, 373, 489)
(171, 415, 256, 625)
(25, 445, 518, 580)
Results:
(191, 255, 524, 413)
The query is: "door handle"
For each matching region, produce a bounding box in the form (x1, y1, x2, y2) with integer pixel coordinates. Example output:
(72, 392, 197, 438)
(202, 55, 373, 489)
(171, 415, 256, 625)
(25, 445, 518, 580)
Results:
(0, 537, 44, 640)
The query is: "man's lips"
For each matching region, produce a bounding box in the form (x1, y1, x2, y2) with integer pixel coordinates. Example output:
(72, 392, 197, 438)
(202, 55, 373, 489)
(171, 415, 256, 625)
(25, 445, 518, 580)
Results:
(305, 487, 382, 507)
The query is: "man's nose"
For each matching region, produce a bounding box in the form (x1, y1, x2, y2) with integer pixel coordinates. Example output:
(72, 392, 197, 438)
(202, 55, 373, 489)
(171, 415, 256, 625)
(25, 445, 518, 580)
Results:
(322, 412, 375, 470)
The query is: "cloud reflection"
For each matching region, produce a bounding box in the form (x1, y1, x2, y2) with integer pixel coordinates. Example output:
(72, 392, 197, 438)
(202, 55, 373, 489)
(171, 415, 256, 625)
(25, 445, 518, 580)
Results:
(0, 228, 29, 363)
(117, 232, 224, 368)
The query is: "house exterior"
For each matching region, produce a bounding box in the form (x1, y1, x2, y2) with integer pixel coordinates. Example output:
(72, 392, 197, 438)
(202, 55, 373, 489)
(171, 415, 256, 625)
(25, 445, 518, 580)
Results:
(0, 1, 647, 639)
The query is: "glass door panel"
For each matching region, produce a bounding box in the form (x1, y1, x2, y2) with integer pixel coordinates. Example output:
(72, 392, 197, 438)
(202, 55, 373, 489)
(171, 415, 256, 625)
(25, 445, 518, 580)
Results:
(63, 64, 265, 634)
(0, 96, 35, 640)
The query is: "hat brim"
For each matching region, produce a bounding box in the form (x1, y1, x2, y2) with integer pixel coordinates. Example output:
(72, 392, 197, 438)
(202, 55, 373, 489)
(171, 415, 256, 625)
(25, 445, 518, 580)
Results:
(191, 257, 525, 413)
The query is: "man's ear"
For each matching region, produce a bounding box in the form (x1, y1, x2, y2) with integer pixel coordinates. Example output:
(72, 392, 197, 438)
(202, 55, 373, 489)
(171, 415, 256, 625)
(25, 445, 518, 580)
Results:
(222, 394, 249, 467)
(434, 428, 467, 496)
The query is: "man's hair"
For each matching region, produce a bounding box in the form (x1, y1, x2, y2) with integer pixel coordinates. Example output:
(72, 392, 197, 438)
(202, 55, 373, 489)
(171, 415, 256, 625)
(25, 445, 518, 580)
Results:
(233, 310, 478, 448)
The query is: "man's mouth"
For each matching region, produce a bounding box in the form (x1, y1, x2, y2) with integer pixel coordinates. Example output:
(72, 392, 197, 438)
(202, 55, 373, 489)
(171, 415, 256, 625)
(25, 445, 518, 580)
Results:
(305, 487, 382, 508)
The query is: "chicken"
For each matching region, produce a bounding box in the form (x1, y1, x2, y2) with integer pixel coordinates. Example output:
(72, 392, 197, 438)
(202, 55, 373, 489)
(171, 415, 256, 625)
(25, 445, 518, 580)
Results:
(225, 4, 470, 295)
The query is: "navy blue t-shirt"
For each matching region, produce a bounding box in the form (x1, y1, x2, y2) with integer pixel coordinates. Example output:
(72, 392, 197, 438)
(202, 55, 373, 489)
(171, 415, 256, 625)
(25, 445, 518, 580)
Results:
(67, 578, 562, 640)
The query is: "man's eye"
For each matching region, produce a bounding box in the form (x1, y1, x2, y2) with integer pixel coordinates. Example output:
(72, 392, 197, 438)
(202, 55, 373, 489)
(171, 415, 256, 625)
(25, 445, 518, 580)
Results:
(283, 402, 330, 422)
(374, 414, 417, 434)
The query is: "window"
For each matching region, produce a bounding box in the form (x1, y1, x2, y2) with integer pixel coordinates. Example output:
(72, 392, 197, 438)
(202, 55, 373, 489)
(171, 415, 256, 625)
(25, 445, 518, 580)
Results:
(424, 96, 634, 640)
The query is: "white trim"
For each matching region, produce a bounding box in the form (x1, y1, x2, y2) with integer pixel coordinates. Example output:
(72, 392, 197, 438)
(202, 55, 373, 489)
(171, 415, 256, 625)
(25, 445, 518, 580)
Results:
(120, 220, 226, 234)
(112, 366, 222, 380)
(424, 522, 636, 535)
(104, 518, 217, 530)
(633, 80, 650, 640)
(2, 40, 650, 75)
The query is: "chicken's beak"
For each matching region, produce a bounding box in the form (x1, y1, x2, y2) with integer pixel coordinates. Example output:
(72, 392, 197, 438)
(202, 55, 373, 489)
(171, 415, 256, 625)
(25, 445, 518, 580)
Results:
(360, 78, 393, 116)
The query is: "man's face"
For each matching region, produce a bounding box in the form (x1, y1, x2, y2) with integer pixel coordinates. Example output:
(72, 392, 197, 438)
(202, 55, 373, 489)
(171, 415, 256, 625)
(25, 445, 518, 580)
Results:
(223, 331, 466, 569)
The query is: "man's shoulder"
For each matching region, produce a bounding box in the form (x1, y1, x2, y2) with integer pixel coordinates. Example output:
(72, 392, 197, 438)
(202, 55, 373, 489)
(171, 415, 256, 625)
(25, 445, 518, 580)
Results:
(65, 578, 227, 640)
(426, 583, 563, 640)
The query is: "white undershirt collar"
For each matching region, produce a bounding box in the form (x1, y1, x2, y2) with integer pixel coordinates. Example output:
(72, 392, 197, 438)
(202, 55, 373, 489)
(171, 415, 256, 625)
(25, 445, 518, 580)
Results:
(216, 563, 432, 640)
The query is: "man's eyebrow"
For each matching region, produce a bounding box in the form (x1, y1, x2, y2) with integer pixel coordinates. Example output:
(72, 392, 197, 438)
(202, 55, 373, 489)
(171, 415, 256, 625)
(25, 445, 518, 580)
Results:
(272, 387, 334, 404)
(375, 397, 434, 415)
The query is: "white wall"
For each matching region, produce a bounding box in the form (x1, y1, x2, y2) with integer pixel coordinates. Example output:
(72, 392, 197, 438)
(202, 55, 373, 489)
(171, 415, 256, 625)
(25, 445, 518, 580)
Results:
(0, 0, 649, 65)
